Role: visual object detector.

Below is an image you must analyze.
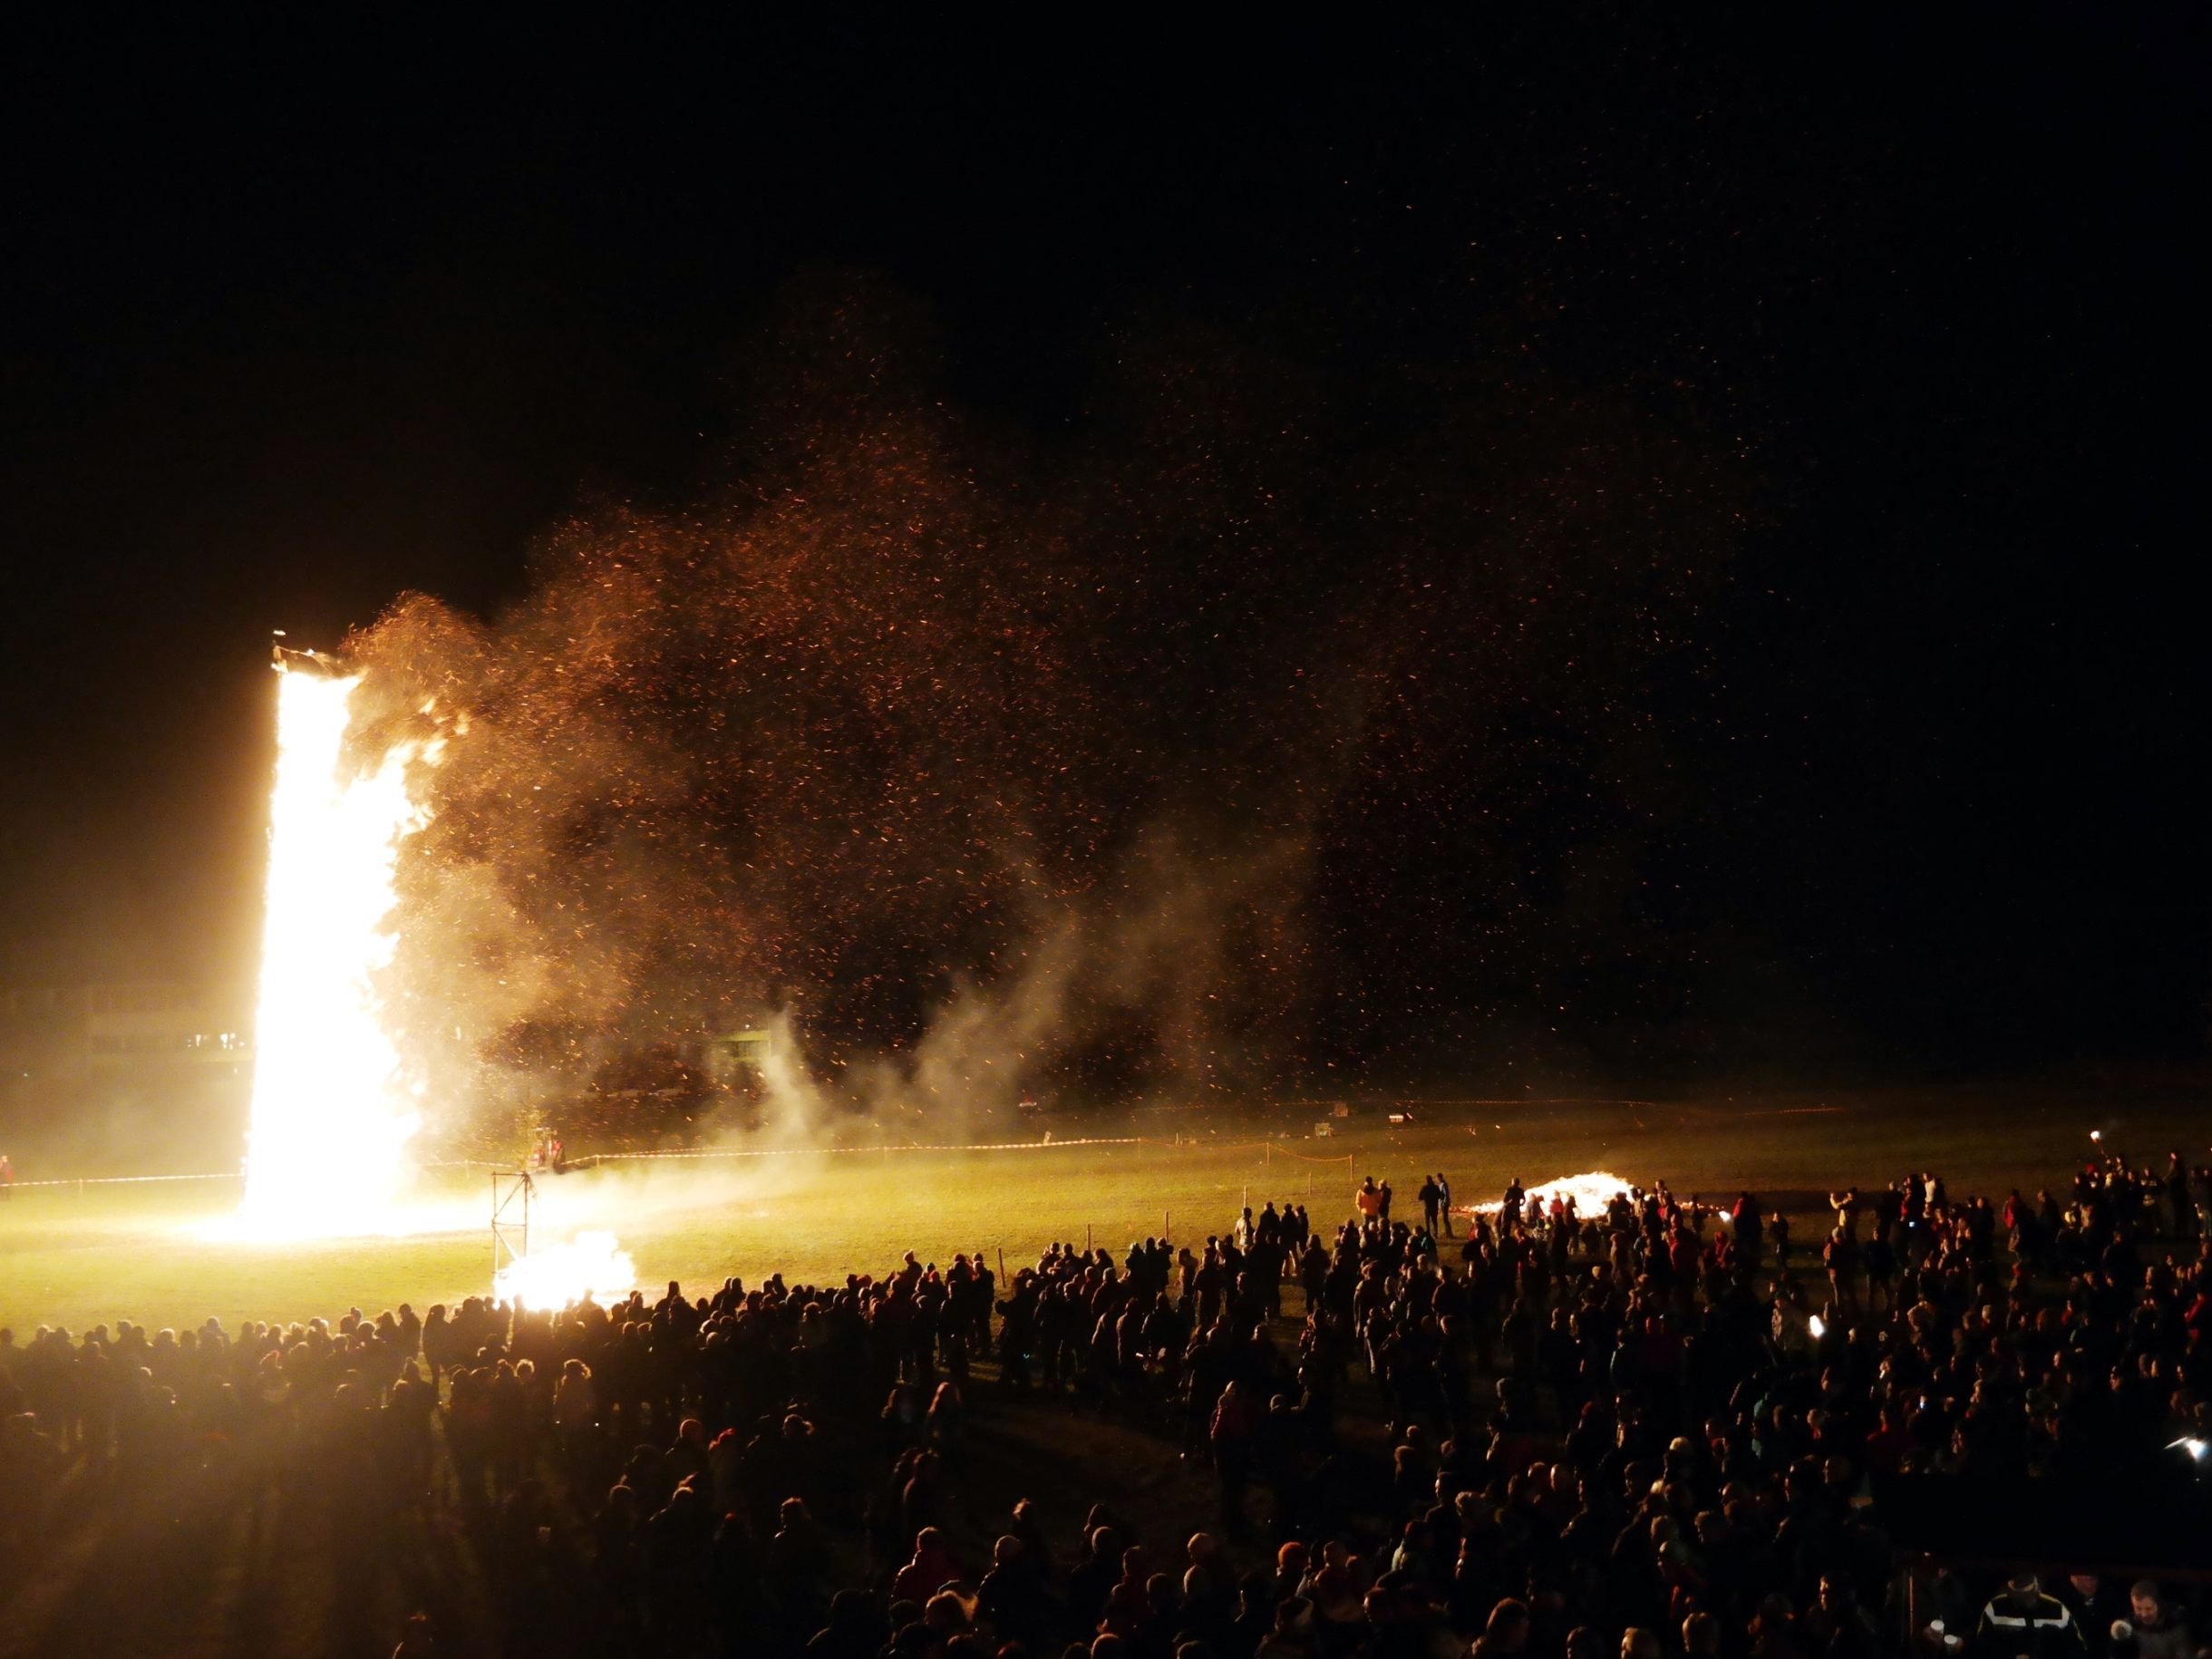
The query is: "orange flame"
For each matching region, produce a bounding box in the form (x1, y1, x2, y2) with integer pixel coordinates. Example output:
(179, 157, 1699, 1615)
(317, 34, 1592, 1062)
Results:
(239, 663, 437, 1236)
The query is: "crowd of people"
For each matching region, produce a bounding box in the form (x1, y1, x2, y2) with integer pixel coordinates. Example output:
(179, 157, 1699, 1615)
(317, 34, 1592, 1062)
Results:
(2, 1146, 2209, 1659)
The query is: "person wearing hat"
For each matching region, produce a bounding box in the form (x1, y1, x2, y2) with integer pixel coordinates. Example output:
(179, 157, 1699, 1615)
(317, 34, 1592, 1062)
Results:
(1977, 1571, 2086, 1658)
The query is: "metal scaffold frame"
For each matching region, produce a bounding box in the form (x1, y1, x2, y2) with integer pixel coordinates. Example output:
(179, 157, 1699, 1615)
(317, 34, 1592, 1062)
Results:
(491, 1169, 533, 1285)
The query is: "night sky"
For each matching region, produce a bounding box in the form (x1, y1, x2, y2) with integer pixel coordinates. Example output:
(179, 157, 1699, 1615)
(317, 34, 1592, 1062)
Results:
(0, 12, 2201, 1089)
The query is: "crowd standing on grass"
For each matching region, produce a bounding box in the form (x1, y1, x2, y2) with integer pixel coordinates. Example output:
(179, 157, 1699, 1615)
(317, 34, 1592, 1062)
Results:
(3, 1149, 2212, 1659)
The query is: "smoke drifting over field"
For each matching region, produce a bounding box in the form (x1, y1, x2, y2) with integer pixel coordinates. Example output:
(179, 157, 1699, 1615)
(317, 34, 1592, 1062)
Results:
(344, 286, 1738, 1140)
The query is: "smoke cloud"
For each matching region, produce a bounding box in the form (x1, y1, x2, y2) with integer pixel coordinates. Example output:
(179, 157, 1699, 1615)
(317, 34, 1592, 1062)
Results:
(340, 281, 1739, 1146)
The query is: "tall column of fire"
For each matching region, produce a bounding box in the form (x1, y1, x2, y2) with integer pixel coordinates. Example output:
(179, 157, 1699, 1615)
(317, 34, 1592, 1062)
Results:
(240, 655, 435, 1236)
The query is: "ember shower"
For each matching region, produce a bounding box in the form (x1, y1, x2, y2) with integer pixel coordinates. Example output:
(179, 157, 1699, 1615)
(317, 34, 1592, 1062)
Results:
(340, 299, 1739, 1144)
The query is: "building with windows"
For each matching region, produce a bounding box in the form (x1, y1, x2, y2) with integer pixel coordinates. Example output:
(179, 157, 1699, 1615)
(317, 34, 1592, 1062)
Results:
(0, 981, 249, 1091)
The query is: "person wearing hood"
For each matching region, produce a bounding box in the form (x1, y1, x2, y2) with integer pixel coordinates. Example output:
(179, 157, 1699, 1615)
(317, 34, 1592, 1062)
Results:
(894, 1527, 965, 1606)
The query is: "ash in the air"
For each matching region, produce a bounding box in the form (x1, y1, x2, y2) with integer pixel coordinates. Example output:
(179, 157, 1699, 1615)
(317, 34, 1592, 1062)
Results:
(341, 282, 1738, 1143)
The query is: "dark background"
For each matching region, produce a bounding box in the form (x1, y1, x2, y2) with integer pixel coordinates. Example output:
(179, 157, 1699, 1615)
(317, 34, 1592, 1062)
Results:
(0, 11, 2201, 1083)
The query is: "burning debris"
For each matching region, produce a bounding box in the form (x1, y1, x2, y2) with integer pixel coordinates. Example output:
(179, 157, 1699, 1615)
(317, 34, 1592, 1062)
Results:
(1469, 1169, 1636, 1218)
(493, 1230, 637, 1309)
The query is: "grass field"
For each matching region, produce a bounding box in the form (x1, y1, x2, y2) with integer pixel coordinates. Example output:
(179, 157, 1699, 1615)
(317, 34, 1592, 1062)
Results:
(4, 1081, 2205, 1337)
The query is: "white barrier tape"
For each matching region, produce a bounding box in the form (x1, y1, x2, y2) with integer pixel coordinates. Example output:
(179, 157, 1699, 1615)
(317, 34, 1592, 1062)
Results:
(9, 1117, 1593, 1190)
(1392, 1097, 1662, 1108)
(8, 1171, 243, 1189)
(594, 1136, 1146, 1160)
(594, 1135, 1352, 1162)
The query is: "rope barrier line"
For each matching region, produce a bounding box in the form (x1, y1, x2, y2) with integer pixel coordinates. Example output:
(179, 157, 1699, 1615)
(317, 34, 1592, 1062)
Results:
(421, 1139, 1153, 1170)
(12, 1116, 1596, 1191)
(1394, 1097, 1664, 1108)
(423, 1135, 1355, 1173)
(26, 1172, 241, 1188)
(591, 1136, 1147, 1161)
